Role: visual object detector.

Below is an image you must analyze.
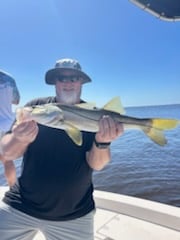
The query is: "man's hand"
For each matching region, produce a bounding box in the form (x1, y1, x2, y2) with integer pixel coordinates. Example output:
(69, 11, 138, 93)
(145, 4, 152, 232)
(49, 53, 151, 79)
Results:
(0, 121, 39, 161)
(95, 116, 124, 143)
(12, 120, 39, 144)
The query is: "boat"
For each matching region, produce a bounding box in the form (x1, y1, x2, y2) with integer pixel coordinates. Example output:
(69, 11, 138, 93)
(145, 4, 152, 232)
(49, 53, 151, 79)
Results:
(129, 0, 180, 22)
(0, 186, 180, 239)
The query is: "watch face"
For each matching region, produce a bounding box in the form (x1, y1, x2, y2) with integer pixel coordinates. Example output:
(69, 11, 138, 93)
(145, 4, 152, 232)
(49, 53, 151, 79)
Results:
(98, 144, 110, 149)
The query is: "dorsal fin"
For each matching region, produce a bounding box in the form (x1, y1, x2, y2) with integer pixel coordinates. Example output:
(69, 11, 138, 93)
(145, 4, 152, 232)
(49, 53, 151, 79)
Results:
(103, 97, 125, 114)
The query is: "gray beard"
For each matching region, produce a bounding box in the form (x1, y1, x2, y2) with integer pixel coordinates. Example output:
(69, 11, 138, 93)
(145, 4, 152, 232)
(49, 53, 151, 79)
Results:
(56, 89, 81, 104)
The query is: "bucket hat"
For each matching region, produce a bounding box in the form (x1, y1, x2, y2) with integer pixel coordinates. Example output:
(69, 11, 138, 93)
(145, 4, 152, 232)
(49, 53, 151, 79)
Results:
(45, 58, 92, 85)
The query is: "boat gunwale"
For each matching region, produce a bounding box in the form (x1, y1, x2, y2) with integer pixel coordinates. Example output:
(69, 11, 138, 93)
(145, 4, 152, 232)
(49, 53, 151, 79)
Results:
(94, 190, 180, 232)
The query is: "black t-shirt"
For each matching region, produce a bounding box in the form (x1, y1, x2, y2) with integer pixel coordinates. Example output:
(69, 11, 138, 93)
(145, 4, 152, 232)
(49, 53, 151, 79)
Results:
(3, 97, 95, 221)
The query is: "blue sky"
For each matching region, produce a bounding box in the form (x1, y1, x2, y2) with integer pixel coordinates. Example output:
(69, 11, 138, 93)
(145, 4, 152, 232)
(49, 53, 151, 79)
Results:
(0, 0, 180, 107)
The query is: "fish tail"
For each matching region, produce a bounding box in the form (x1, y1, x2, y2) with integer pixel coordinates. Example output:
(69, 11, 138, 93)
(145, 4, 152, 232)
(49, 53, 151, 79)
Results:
(142, 118, 179, 146)
(142, 128, 166, 146)
(151, 119, 179, 130)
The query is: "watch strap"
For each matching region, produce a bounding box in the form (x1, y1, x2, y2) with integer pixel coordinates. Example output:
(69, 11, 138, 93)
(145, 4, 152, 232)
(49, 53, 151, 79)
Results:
(94, 138, 111, 149)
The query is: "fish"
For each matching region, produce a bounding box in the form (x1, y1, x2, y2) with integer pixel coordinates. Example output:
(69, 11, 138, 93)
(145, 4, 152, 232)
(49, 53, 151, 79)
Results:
(16, 97, 180, 146)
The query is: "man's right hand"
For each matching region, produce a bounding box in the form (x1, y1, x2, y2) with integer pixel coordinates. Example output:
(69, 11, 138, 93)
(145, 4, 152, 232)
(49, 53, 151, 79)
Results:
(0, 121, 39, 162)
(12, 120, 39, 145)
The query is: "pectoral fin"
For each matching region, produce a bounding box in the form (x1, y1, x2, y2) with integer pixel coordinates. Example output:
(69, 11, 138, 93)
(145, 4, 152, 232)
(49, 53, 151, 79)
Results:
(65, 124, 82, 146)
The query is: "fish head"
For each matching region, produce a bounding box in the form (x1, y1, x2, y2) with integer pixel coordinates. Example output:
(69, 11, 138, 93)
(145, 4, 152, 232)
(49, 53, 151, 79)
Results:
(16, 104, 64, 126)
(16, 106, 34, 123)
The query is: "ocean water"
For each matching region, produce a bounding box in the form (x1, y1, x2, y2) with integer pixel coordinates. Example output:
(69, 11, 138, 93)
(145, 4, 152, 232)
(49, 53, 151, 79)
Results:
(0, 104, 180, 207)
(93, 104, 180, 207)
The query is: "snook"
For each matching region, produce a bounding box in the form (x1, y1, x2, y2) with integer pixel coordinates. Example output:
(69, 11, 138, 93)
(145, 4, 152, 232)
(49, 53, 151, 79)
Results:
(16, 97, 179, 146)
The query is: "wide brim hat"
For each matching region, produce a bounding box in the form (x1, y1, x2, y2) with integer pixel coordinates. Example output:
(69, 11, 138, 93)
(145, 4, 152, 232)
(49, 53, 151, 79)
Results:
(45, 58, 92, 85)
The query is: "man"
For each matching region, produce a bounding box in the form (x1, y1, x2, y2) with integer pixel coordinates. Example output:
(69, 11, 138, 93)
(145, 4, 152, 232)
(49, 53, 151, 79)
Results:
(0, 58, 124, 240)
(0, 70, 20, 186)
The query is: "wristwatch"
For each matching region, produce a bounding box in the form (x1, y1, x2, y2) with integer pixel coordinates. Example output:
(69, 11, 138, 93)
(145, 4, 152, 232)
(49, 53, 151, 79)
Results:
(94, 138, 111, 149)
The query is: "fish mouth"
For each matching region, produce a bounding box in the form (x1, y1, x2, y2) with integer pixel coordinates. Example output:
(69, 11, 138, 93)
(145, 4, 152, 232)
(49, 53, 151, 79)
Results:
(15, 107, 32, 123)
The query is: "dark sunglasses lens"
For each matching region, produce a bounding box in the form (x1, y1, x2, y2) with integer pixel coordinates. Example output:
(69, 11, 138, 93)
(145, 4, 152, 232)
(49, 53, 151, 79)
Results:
(57, 76, 80, 82)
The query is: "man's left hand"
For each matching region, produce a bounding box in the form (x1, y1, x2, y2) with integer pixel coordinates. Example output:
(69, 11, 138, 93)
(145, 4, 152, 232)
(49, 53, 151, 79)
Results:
(95, 116, 124, 143)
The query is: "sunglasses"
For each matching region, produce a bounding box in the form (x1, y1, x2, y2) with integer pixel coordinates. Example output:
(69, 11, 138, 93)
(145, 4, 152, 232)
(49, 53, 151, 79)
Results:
(56, 75, 81, 83)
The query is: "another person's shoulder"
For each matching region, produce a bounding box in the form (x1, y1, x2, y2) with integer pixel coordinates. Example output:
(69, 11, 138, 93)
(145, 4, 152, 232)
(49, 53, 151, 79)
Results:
(0, 70, 15, 85)
(25, 96, 56, 107)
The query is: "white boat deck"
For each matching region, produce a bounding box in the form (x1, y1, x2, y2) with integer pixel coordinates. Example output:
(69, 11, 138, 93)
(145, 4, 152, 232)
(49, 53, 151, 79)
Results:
(0, 186, 180, 240)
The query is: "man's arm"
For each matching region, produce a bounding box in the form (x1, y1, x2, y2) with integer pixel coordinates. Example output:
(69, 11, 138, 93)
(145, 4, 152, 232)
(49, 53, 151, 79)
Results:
(87, 116, 124, 170)
(0, 121, 38, 162)
(3, 161, 17, 187)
